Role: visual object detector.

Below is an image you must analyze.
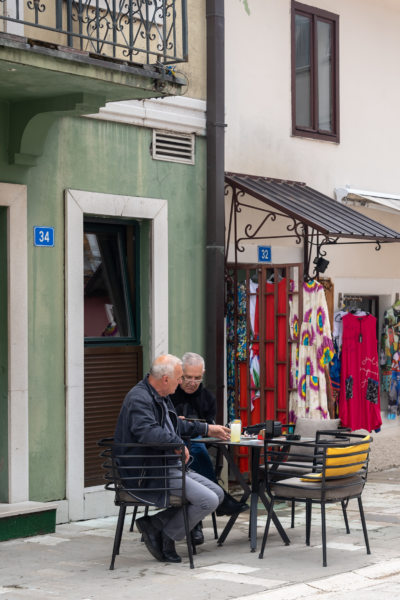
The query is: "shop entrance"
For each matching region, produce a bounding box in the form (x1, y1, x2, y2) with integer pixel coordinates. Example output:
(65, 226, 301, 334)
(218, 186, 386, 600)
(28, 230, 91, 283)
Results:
(83, 220, 142, 487)
(226, 263, 303, 471)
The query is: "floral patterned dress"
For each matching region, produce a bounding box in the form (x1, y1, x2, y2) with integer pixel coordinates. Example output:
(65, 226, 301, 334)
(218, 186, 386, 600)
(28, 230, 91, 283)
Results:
(290, 279, 334, 421)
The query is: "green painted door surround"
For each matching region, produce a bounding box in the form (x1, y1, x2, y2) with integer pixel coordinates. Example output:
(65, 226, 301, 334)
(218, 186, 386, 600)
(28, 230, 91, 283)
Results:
(0, 112, 206, 504)
(0, 207, 7, 503)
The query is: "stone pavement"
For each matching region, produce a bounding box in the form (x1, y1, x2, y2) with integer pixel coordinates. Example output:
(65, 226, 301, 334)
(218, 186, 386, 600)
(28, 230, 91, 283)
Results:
(1, 418, 400, 600)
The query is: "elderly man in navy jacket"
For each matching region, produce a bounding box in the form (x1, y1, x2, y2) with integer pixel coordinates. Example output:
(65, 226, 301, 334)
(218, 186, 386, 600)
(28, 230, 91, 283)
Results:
(114, 354, 230, 564)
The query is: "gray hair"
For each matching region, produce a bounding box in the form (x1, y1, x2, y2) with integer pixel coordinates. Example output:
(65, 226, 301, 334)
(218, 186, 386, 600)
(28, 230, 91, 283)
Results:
(182, 352, 205, 371)
(150, 354, 182, 379)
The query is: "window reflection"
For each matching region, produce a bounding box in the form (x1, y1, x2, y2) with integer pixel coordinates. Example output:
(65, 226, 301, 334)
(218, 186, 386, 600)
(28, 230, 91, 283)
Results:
(84, 230, 131, 338)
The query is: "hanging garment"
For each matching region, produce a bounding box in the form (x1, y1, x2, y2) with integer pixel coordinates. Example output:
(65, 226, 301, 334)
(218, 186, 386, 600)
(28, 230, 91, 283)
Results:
(381, 303, 400, 369)
(290, 279, 334, 421)
(339, 313, 382, 432)
(288, 280, 300, 422)
(226, 281, 247, 421)
(249, 279, 261, 412)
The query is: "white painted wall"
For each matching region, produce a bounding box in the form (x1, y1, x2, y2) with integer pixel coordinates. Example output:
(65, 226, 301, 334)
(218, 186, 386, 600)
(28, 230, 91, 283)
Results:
(225, 0, 400, 307)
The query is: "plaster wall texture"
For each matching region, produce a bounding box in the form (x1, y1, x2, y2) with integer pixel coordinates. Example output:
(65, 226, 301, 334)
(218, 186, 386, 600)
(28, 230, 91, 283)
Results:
(225, 0, 400, 286)
(0, 110, 206, 504)
(179, 0, 207, 100)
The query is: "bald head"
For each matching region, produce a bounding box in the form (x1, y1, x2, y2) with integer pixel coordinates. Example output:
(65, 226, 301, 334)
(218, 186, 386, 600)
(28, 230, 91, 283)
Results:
(150, 354, 182, 378)
(148, 354, 183, 396)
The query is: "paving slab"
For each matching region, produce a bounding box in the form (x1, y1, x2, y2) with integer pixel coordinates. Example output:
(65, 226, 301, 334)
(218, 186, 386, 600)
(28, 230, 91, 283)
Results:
(1, 422, 400, 600)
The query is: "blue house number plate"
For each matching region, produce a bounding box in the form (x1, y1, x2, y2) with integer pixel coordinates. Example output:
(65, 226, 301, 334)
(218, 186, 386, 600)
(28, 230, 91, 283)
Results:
(258, 245, 271, 263)
(34, 226, 54, 247)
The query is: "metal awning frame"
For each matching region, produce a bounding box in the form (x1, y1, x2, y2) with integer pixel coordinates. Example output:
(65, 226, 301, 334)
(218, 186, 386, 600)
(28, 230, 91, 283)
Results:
(225, 178, 397, 282)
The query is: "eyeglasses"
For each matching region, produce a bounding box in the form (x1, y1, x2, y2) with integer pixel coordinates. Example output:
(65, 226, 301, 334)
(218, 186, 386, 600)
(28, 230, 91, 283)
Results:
(182, 375, 203, 383)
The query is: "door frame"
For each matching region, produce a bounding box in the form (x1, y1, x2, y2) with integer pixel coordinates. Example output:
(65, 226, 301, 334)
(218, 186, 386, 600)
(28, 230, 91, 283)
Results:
(0, 183, 28, 504)
(65, 189, 168, 521)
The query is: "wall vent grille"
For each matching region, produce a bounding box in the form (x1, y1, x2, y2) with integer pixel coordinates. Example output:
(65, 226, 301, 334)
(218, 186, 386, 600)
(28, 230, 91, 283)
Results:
(152, 130, 195, 164)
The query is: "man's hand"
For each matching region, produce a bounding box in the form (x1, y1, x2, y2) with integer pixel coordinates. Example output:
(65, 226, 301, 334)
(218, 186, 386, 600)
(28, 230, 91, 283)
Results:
(208, 424, 231, 441)
(174, 445, 190, 463)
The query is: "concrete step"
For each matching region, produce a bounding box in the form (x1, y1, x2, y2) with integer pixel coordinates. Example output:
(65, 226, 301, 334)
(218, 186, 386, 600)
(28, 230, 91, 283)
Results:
(0, 501, 58, 542)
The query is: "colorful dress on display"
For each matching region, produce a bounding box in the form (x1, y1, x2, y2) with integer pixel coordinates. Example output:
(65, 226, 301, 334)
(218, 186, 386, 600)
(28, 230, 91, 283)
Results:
(226, 282, 247, 422)
(288, 279, 300, 422)
(339, 313, 382, 432)
(290, 279, 334, 421)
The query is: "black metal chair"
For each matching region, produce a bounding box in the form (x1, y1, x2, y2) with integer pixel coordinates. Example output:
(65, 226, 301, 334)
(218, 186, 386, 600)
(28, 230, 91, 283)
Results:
(259, 432, 372, 567)
(129, 436, 220, 541)
(259, 420, 347, 529)
(98, 437, 196, 569)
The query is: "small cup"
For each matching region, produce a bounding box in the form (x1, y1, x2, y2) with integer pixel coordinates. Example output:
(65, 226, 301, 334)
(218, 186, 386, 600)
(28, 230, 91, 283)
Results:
(230, 420, 241, 443)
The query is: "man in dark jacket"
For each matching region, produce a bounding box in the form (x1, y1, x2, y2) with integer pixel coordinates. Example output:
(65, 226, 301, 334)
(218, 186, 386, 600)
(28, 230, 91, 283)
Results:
(171, 352, 249, 544)
(114, 354, 230, 564)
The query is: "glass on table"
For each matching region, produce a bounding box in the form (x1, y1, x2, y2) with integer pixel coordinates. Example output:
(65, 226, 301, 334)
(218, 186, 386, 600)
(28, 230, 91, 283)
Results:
(229, 419, 242, 443)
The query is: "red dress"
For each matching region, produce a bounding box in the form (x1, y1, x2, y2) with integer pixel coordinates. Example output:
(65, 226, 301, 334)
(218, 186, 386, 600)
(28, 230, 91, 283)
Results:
(339, 313, 382, 431)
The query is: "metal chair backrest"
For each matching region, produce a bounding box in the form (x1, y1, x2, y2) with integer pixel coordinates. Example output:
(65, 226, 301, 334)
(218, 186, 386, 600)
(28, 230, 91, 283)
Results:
(98, 437, 188, 507)
(97, 437, 195, 569)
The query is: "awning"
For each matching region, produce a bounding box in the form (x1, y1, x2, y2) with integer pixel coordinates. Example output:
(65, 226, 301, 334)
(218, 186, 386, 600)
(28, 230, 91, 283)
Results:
(225, 172, 400, 242)
(336, 186, 400, 213)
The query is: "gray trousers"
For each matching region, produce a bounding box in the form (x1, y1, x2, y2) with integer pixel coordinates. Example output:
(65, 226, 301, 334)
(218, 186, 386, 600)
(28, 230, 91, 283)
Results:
(155, 469, 224, 541)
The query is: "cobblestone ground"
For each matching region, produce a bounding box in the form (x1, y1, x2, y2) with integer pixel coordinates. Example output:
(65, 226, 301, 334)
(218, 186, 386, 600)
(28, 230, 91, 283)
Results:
(361, 416, 400, 472)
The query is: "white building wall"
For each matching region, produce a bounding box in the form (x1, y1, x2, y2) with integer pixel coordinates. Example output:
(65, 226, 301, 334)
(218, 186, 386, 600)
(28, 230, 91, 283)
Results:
(225, 0, 400, 311)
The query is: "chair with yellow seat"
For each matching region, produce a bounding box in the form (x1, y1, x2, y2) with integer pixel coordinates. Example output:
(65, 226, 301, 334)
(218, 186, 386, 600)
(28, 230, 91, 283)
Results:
(259, 432, 372, 567)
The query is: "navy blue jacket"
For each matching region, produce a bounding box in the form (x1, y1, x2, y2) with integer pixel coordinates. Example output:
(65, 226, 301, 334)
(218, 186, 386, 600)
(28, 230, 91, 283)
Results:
(114, 376, 208, 506)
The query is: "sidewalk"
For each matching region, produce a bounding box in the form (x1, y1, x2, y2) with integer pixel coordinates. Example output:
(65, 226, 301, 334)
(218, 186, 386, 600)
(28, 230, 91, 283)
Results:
(1, 417, 399, 600)
(1, 465, 400, 600)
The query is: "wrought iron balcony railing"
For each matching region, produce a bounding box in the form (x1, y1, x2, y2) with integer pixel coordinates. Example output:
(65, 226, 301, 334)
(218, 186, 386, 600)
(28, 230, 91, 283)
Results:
(0, 0, 188, 66)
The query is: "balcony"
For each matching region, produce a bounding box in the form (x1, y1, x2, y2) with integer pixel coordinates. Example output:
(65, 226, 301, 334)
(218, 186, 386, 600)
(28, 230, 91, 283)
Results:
(0, 1, 188, 165)
(1, 0, 187, 66)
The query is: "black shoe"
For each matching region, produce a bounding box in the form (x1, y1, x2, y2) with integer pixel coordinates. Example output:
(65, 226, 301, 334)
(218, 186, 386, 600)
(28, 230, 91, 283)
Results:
(216, 491, 249, 517)
(161, 531, 182, 563)
(136, 516, 164, 562)
(191, 522, 204, 546)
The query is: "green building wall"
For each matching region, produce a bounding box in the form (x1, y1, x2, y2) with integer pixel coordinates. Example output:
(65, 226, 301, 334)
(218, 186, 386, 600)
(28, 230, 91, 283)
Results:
(0, 111, 207, 503)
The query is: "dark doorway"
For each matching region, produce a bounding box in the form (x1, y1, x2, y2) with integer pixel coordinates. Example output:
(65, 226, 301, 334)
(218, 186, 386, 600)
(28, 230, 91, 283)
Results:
(83, 220, 142, 487)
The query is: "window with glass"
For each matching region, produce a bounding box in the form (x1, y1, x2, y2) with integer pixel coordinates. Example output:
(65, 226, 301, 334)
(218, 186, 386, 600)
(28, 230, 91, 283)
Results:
(83, 221, 140, 343)
(292, 1, 339, 142)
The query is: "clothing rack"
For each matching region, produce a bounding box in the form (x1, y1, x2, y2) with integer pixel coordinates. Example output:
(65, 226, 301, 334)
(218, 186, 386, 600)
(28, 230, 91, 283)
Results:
(338, 293, 363, 307)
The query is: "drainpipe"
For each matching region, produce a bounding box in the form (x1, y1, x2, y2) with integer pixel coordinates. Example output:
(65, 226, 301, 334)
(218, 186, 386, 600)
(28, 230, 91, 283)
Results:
(206, 0, 225, 423)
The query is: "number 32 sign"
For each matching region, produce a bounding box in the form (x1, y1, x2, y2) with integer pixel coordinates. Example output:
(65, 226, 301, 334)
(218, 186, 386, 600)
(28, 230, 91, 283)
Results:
(34, 226, 54, 247)
(258, 245, 271, 263)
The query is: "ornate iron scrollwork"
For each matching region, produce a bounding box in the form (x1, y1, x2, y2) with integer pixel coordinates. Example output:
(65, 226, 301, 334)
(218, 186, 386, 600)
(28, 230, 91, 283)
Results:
(3, 1, 186, 66)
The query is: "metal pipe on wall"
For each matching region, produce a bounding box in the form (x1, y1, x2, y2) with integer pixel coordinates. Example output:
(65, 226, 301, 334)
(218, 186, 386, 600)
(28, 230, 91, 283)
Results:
(206, 0, 225, 423)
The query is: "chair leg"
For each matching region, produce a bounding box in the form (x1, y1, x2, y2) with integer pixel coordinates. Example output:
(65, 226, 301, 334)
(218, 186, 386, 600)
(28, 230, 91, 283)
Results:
(321, 502, 327, 567)
(305, 500, 312, 546)
(358, 497, 371, 555)
(110, 505, 126, 570)
(130, 505, 149, 540)
(211, 512, 218, 540)
(341, 499, 350, 534)
(190, 530, 197, 556)
(259, 497, 274, 559)
(130, 506, 138, 532)
(183, 505, 195, 569)
(291, 500, 295, 528)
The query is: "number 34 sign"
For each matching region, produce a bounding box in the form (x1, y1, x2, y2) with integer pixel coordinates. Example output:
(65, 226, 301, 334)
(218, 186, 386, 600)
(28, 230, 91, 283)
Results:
(34, 226, 54, 247)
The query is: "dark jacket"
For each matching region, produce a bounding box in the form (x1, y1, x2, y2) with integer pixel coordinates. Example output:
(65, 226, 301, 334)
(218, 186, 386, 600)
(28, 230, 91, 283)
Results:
(170, 384, 216, 424)
(114, 376, 208, 507)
